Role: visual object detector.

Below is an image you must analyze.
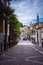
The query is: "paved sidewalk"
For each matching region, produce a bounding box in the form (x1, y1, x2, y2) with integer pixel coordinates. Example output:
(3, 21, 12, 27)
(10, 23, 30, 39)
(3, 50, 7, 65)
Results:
(0, 40, 43, 65)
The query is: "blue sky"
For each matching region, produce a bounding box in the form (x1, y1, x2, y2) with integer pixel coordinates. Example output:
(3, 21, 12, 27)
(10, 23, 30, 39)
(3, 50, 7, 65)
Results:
(10, 0, 43, 26)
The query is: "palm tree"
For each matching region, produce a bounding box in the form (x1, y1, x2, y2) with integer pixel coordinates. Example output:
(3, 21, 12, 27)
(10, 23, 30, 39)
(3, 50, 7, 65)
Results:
(3, 6, 14, 50)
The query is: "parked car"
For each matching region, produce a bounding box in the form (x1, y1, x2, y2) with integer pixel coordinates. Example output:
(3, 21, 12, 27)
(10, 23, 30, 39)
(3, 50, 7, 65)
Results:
(23, 37, 27, 40)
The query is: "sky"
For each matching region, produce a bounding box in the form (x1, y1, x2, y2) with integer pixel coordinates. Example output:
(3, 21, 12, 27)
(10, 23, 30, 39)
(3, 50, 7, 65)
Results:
(10, 0, 43, 26)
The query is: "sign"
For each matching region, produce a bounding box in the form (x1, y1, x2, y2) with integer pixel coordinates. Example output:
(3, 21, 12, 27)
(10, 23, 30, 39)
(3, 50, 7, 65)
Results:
(0, 33, 4, 43)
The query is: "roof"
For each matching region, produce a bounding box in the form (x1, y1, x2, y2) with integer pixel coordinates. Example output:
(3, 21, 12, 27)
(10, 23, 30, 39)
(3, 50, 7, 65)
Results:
(39, 22, 43, 27)
(35, 22, 43, 27)
(29, 22, 43, 30)
(29, 24, 35, 28)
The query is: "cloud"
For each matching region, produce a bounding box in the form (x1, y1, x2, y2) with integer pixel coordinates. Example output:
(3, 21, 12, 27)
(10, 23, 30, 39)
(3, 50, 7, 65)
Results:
(10, 0, 43, 25)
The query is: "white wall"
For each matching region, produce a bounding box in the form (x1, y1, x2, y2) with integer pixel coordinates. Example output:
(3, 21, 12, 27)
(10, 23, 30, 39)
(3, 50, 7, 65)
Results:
(35, 31, 37, 42)
(38, 29, 42, 47)
(41, 28, 43, 39)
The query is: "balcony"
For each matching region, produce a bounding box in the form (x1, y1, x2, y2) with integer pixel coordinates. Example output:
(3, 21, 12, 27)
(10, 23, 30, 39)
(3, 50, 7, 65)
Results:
(36, 23, 42, 29)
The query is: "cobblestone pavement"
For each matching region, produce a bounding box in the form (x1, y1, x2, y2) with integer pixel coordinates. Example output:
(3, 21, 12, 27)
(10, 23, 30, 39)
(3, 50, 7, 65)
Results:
(0, 40, 43, 65)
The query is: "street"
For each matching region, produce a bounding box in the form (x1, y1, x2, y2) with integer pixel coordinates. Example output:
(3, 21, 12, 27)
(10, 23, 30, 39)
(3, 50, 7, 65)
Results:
(0, 40, 43, 65)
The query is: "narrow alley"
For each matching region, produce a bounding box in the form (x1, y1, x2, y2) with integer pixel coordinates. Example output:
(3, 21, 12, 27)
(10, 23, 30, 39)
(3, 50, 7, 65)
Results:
(0, 40, 43, 65)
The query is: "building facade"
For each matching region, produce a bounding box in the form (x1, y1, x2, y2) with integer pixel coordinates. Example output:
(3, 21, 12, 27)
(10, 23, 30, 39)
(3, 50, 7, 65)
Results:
(20, 26, 29, 40)
(0, 0, 12, 51)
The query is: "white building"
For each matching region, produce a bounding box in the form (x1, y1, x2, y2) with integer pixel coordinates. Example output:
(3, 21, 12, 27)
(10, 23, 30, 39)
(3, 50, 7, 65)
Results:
(20, 26, 29, 39)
